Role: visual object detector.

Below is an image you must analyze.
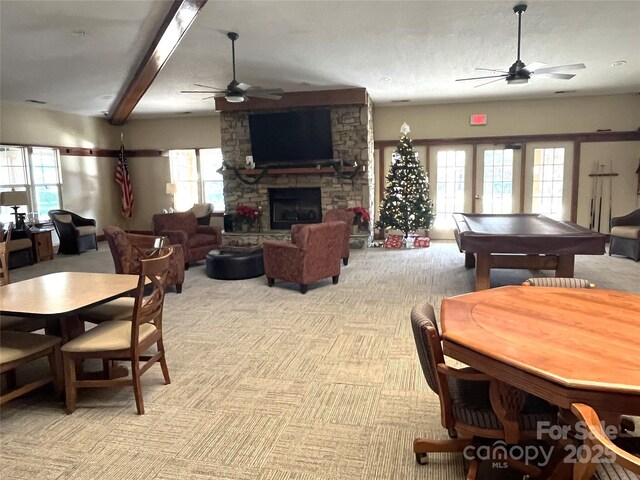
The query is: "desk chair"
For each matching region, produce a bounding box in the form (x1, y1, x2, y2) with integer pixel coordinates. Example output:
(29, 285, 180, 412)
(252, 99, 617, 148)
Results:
(61, 247, 173, 414)
(571, 403, 640, 480)
(411, 302, 558, 479)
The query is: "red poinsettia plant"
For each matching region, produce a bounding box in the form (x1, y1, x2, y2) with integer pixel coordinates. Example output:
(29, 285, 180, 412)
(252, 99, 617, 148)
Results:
(347, 207, 370, 225)
(236, 204, 258, 220)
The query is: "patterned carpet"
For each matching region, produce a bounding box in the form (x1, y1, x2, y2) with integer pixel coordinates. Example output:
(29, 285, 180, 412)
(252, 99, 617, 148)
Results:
(1, 241, 638, 480)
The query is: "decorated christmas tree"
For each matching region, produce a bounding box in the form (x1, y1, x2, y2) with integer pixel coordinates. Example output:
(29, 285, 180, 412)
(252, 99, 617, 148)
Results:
(376, 123, 435, 237)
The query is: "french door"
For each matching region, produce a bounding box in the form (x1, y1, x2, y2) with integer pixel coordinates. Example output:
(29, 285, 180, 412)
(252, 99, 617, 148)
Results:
(474, 145, 522, 215)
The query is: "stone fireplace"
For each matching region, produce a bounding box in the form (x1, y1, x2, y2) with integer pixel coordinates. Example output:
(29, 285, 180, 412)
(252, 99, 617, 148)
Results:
(220, 90, 375, 234)
(269, 187, 322, 229)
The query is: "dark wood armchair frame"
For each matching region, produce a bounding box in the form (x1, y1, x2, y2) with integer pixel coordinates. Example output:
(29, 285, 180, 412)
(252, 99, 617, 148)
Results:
(571, 403, 640, 480)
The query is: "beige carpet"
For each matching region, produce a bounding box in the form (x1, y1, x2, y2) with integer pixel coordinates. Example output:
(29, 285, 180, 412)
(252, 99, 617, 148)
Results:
(1, 241, 638, 480)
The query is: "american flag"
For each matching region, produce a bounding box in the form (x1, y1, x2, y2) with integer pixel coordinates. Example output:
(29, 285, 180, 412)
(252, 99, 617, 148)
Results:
(115, 143, 134, 218)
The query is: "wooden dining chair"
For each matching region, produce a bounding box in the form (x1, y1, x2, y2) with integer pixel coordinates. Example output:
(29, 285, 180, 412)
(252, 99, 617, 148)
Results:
(0, 223, 47, 333)
(571, 403, 640, 480)
(79, 236, 171, 325)
(522, 277, 595, 288)
(411, 302, 558, 479)
(61, 247, 173, 415)
(1, 331, 63, 405)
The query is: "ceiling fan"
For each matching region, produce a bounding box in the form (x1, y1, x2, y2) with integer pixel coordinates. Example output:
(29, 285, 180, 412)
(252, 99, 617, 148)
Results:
(181, 32, 284, 103)
(456, 4, 586, 87)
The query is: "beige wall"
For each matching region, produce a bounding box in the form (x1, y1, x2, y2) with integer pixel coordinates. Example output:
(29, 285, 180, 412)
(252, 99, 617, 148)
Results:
(0, 102, 122, 232)
(121, 115, 220, 149)
(1, 103, 222, 231)
(374, 94, 640, 232)
(374, 94, 640, 140)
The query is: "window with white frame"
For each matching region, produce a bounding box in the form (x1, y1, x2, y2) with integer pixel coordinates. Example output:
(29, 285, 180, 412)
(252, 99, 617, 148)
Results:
(0, 145, 62, 224)
(169, 148, 224, 212)
(482, 149, 514, 214)
(531, 147, 565, 218)
(435, 150, 466, 224)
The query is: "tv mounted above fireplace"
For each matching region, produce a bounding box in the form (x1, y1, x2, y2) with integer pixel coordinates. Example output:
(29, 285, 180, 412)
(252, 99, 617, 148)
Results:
(249, 109, 333, 167)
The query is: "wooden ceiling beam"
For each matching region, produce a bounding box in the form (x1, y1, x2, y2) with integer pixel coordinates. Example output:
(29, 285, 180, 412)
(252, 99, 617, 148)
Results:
(215, 88, 368, 112)
(109, 0, 207, 126)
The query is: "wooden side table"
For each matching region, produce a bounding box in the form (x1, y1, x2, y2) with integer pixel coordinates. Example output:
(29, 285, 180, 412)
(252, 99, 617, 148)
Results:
(27, 229, 54, 262)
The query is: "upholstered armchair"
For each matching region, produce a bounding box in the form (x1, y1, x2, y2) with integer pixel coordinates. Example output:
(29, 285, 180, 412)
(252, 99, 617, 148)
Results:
(264, 221, 344, 294)
(291, 209, 355, 266)
(609, 208, 640, 261)
(152, 211, 221, 266)
(103, 226, 185, 293)
(189, 203, 213, 226)
(48, 209, 97, 254)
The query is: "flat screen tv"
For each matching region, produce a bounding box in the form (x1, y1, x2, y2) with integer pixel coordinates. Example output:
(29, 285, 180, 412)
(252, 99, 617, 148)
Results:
(249, 110, 333, 166)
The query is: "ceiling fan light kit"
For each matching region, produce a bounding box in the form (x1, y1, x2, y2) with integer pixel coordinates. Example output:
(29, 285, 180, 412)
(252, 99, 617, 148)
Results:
(181, 32, 284, 105)
(456, 3, 586, 88)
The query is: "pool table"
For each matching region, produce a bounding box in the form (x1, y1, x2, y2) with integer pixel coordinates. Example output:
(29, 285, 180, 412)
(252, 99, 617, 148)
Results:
(453, 213, 606, 290)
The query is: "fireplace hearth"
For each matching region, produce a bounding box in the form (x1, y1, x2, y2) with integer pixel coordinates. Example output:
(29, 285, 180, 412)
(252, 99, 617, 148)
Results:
(269, 187, 322, 230)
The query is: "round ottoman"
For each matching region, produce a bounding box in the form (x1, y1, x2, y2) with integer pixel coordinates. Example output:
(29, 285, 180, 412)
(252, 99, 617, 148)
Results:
(205, 249, 265, 280)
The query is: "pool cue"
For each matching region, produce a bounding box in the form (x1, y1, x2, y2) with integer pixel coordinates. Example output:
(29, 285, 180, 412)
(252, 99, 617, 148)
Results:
(597, 164, 604, 232)
(608, 160, 613, 231)
(589, 162, 596, 230)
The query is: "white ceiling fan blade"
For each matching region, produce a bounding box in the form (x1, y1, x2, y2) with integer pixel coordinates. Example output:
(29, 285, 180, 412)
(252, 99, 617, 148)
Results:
(235, 82, 251, 92)
(534, 63, 586, 74)
(534, 72, 576, 80)
(522, 62, 548, 73)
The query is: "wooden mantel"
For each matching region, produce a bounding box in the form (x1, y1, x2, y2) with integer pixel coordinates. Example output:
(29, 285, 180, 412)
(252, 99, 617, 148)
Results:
(223, 166, 358, 176)
(215, 88, 368, 112)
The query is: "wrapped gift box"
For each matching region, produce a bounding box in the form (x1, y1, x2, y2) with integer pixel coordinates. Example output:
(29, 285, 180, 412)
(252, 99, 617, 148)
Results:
(414, 236, 430, 248)
(384, 234, 404, 249)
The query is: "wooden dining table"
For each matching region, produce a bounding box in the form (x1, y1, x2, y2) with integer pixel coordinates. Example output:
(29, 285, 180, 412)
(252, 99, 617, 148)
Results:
(441, 285, 640, 416)
(0, 271, 141, 342)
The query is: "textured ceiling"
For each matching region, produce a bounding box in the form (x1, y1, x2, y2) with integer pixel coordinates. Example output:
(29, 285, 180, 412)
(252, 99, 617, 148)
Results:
(1, 0, 639, 119)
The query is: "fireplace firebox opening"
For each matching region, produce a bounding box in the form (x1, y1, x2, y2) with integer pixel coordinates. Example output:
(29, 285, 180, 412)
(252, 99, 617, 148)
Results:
(269, 187, 322, 230)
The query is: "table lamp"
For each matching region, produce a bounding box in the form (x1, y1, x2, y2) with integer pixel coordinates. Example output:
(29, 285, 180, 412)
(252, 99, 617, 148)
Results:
(165, 183, 177, 210)
(1, 189, 29, 228)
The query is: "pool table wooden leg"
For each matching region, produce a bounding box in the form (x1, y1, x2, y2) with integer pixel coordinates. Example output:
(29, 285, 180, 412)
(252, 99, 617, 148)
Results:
(556, 255, 575, 277)
(475, 253, 491, 290)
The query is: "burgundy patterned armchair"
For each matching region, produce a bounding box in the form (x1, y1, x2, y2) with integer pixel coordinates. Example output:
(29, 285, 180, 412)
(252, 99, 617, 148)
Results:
(291, 209, 355, 266)
(264, 221, 344, 294)
(152, 211, 221, 266)
(103, 226, 185, 293)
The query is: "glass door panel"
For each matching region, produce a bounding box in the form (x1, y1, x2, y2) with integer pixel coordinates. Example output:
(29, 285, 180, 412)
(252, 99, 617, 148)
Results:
(475, 145, 522, 214)
(429, 145, 473, 239)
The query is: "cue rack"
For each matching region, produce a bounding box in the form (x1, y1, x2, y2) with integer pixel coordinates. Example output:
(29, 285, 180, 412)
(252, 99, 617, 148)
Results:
(588, 162, 618, 233)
